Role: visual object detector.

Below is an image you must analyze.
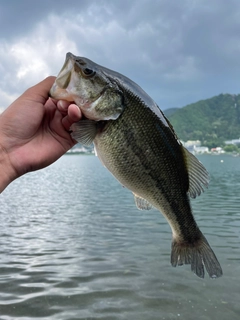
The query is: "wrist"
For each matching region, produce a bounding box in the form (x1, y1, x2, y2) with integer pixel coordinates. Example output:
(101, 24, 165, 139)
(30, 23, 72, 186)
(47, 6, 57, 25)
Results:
(0, 144, 18, 193)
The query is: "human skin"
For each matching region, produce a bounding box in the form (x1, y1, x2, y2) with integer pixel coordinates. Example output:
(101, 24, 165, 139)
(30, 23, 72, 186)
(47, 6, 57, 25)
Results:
(0, 76, 82, 192)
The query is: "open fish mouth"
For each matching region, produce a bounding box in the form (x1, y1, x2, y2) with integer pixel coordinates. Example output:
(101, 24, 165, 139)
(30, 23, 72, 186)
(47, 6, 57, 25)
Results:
(50, 53, 124, 121)
(55, 52, 83, 89)
(49, 54, 75, 99)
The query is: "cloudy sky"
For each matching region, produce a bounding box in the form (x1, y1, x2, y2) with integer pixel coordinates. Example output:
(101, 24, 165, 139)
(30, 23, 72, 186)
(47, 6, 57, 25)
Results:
(0, 0, 240, 111)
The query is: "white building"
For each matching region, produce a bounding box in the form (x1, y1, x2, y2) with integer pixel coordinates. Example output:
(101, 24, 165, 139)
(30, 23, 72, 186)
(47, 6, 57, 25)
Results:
(183, 140, 201, 148)
(193, 146, 209, 154)
(225, 138, 240, 145)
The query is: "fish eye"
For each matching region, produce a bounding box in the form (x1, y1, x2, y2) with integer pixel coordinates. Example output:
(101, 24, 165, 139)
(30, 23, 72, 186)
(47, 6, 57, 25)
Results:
(83, 68, 95, 76)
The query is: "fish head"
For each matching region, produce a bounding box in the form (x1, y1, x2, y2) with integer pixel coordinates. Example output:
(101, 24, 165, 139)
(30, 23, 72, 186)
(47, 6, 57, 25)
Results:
(50, 52, 124, 121)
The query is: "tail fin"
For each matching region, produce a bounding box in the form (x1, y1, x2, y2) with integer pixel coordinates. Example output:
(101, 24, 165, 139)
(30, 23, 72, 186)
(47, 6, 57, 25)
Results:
(171, 233, 223, 278)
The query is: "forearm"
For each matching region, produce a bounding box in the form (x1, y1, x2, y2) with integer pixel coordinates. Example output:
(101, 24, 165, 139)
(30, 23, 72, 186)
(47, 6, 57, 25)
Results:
(0, 145, 17, 193)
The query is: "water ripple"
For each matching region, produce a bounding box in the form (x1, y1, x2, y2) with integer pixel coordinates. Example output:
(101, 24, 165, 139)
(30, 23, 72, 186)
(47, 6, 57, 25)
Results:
(0, 155, 240, 319)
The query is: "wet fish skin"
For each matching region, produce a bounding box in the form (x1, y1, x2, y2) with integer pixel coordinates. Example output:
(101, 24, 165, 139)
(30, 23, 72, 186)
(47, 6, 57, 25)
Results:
(50, 53, 223, 278)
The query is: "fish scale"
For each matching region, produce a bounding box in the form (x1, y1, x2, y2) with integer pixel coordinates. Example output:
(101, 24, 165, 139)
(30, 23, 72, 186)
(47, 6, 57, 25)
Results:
(50, 52, 223, 279)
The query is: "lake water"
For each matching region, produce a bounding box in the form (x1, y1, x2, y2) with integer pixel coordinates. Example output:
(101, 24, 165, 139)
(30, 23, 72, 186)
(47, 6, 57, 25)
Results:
(0, 154, 240, 320)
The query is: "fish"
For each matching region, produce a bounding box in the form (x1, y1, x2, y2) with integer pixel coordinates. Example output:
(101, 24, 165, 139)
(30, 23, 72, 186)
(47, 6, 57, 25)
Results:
(50, 52, 223, 279)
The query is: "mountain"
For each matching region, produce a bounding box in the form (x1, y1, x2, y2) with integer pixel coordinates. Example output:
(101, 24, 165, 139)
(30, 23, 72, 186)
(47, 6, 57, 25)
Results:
(163, 107, 179, 117)
(167, 94, 240, 148)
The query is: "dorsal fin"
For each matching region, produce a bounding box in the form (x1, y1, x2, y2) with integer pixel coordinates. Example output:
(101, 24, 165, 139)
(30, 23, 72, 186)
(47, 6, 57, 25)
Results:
(182, 147, 209, 198)
(162, 112, 208, 198)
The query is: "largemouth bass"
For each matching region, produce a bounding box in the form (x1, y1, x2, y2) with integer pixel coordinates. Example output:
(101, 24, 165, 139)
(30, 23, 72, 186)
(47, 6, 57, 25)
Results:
(50, 52, 223, 278)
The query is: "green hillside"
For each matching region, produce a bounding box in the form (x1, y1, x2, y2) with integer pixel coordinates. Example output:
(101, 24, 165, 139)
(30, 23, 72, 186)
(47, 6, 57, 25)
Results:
(167, 94, 240, 148)
(163, 107, 179, 117)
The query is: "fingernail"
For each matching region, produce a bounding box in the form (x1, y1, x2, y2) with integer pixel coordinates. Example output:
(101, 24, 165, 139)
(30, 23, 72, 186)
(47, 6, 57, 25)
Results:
(58, 100, 68, 110)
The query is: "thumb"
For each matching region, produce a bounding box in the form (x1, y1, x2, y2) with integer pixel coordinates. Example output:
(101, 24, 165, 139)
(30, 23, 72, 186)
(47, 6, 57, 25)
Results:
(22, 76, 56, 105)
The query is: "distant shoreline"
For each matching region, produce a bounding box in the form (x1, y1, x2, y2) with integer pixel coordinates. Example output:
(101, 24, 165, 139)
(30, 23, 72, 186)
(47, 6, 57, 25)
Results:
(64, 151, 239, 157)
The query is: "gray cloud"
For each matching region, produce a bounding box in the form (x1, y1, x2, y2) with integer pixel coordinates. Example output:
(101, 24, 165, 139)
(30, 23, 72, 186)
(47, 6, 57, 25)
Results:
(0, 0, 240, 109)
(0, 0, 90, 39)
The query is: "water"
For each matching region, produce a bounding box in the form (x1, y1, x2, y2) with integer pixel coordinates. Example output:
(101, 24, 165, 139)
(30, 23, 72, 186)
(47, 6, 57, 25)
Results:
(0, 154, 239, 320)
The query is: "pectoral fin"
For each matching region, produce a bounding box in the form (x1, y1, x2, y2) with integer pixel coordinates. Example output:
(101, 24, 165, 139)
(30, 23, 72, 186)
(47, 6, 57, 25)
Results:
(70, 120, 97, 145)
(183, 147, 209, 198)
(133, 193, 152, 210)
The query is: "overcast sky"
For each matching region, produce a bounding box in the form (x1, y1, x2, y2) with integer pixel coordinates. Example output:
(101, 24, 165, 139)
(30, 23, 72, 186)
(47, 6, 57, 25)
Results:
(0, 0, 240, 111)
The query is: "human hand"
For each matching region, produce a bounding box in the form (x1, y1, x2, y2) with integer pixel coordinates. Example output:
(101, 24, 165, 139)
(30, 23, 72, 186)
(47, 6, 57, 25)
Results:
(0, 76, 82, 192)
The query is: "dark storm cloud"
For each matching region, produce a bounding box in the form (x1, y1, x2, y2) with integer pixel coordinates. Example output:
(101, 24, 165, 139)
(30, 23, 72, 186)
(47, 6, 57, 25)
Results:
(0, 0, 240, 109)
(0, 0, 89, 39)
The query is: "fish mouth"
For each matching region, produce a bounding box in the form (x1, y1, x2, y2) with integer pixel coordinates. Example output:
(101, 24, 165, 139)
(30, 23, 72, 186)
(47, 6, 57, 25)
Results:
(55, 53, 77, 89)
(49, 53, 75, 99)
(50, 53, 122, 121)
(54, 52, 90, 89)
(50, 52, 103, 108)
(49, 54, 102, 121)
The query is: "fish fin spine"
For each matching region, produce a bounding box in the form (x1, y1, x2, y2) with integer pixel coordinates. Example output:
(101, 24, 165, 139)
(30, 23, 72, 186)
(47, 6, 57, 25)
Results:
(171, 233, 223, 279)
